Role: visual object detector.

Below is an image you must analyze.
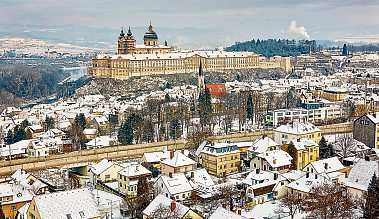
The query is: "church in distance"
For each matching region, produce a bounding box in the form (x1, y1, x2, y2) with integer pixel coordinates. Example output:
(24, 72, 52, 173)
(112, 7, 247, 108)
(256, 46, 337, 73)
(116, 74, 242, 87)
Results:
(89, 23, 291, 79)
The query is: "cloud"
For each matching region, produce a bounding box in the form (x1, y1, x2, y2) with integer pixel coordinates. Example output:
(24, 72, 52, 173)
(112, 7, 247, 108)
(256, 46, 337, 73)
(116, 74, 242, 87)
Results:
(288, 20, 310, 39)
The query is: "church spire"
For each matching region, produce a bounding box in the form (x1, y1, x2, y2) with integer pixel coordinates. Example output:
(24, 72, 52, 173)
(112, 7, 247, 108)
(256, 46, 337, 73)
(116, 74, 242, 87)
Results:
(199, 60, 203, 76)
(198, 60, 205, 92)
(127, 26, 132, 36)
(120, 27, 125, 37)
(148, 21, 153, 32)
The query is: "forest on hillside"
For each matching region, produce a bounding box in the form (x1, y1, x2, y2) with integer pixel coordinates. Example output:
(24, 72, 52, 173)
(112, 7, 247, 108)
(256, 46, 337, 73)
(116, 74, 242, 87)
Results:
(0, 64, 68, 109)
(225, 39, 318, 57)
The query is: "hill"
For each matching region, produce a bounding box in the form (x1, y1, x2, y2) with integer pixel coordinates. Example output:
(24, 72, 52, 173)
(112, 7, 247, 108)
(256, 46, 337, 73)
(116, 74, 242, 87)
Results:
(225, 39, 317, 57)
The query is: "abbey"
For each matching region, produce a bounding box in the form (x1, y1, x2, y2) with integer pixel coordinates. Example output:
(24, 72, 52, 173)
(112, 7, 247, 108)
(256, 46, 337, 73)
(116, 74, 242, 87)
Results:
(117, 23, 173, 55)
(89, 23, 291, 79)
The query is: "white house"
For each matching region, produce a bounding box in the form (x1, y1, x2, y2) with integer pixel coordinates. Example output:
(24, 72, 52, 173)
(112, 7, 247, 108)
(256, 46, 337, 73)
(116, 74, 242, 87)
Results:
(89, 159, 123, 184)
(244, 170, 289, 204)
(250, 149, 293, 173)
(302, 156, 346, 183)
(345, 159, 379, 197)
(154, 173, 193, 201)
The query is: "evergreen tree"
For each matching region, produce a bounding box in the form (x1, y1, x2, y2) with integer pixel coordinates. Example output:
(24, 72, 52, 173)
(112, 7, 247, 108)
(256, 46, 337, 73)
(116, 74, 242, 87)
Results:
(198, 89, 212, 130)
(118, 121, 133, 145)
(318, 136, 333, 159)
(363, 173, 379, 218)
(43, 116, 55, 130)
(142, 119, 154, 143)
(5, 129, 14, 145)
(20, 119, 30, 130)
(169, 118, 182, 140)
(13, 125, 27, 142)
(246, 94, 254, 122)
(342, 43, 348, 56)
(77, 113, 86, 130)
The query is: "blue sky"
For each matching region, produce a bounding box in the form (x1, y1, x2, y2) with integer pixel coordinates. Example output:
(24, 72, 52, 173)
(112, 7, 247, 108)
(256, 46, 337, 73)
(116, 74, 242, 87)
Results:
(1, 0, 378, 48)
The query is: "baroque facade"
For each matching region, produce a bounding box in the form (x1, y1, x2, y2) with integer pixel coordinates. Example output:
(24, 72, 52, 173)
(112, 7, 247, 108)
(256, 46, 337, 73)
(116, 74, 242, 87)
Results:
(89, 23, 291, 79)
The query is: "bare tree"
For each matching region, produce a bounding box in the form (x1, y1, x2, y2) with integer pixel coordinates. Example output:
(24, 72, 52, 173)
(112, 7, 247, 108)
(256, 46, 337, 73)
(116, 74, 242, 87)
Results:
(303, 183, 356, 219)
(149, 203, 181, 219)
(277, 192, 303, 219)
(333, 133, 356, 159)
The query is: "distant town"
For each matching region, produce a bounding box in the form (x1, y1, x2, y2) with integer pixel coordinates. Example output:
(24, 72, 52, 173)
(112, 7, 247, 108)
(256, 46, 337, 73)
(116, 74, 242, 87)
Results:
(1, 18, 379, 219)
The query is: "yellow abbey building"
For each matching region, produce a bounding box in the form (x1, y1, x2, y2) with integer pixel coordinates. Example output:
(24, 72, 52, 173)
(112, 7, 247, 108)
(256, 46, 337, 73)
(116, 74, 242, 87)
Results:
(89, 23, 291, 79)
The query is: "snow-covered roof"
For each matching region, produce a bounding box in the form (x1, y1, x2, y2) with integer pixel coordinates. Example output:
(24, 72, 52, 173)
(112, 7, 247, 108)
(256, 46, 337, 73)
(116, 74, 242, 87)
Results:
(85, 135, 116, 148)
(11, 169, 48, 194)
(346, 160, 379, 192)
(256, 150, 293, 168)
(98, 50, 257, 61)
(83, 128, 97, 135)
(305, 157, 345, 174)
(186, 168, 214, 189)
(142, 194, 189, 218)
(90, 159, 114, 175)
(287, 173, 331, 193)
(291, 138, 318, 150)
(159, 173, 193, 195)
(209, 207, 245, 219)
(161, 151, 196, 167)
(118, 162, 151, 177)
(248, 136, 280, 154)
(143, 151, 170, 163)
(281, 170, 307, 181)
(0, 140, 29, 157)
(33, 188, 100, 219)
(275, 122, 320, 135)
(27, 125, 43, 132)
(0, 181, 34, 205)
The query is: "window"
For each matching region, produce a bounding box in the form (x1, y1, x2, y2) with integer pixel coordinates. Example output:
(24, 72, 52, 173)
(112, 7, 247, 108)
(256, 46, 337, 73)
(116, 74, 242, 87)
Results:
(79, 211, 85, 218)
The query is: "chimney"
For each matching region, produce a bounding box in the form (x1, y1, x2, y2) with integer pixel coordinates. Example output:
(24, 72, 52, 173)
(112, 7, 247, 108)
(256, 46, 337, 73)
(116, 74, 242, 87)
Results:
(315, 174, 318, 179)
(256, 169, 260, 174)
(274, 173, 278, 180)
(190, 171, 194, 179)
(136, 165, 139, 171)
(306, 172, 309, 178)
(365, 156, 370, 161)
(273, 159, 277, 165)
(170, 150, 174, 159)
(169, 172, 173, 178)
(324, 163, 328, 170)
(170, 199, 176, 211)
(297, 138, 301, 142)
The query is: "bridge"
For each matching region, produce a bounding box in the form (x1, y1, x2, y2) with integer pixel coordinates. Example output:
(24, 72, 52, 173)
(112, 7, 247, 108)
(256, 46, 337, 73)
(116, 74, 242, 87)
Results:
(0, 123, 352, 176)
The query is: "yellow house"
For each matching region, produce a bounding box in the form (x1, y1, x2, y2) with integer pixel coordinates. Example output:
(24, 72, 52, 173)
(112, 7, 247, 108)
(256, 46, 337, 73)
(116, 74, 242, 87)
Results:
(0, 181, 33, 219)
(286, 138, 320, 170)
(274, 122, 322, 145)
(118, 163, 152, 197)
(27, 189, 101, 219)
(199, 143, 240, 177)
(89, 159, 123, 184)
(142, 194, 203, 219)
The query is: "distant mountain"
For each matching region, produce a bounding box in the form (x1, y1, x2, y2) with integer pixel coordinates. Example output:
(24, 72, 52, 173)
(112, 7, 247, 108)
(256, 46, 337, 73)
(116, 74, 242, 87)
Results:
(0, 24, 238, 50)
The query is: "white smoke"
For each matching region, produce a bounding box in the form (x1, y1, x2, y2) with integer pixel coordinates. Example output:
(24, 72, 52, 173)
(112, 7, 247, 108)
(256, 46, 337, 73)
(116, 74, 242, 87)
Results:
(288, 20, 310, 39)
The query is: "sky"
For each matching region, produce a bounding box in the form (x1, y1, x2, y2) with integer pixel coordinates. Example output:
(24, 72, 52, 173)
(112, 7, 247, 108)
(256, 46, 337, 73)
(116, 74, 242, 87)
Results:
(0, 0, 378, 48)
